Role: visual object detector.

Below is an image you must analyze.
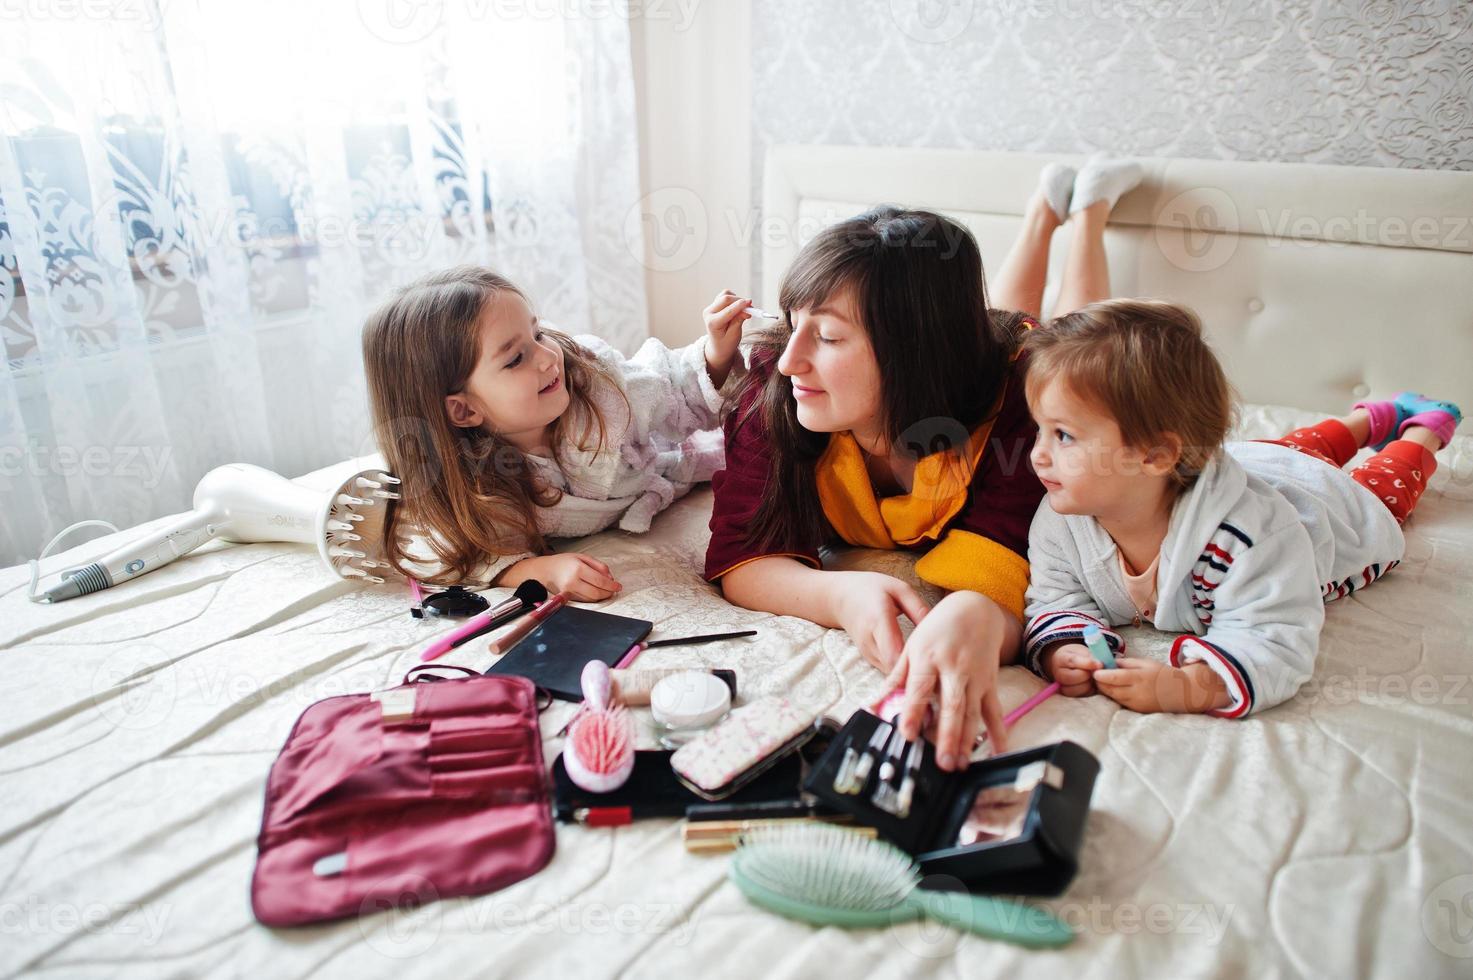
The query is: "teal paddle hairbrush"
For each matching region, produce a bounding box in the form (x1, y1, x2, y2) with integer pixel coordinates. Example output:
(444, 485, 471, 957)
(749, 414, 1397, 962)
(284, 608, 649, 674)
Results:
(730, 823, 1073, 948)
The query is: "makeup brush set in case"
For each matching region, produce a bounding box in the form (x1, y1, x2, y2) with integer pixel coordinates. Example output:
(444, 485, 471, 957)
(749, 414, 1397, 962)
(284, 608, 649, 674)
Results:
(801, 709, 1099, 896)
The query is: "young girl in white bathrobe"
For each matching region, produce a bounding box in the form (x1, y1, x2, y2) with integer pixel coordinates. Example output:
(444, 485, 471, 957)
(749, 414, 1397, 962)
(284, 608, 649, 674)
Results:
(361, 265, 752, 599)
(1021, 299, 1461, 718)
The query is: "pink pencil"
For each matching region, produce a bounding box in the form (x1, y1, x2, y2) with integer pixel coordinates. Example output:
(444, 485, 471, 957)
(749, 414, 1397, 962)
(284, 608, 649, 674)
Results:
(613, 641, 645, 669)
(968, 681, 1062, 751)
(1003, 681, 1061, 727)
(872, 678, 1062, 737)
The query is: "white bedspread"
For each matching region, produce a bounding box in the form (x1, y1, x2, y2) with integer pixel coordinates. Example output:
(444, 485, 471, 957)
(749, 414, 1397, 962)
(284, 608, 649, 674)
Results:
(3, 405, 1471, 979)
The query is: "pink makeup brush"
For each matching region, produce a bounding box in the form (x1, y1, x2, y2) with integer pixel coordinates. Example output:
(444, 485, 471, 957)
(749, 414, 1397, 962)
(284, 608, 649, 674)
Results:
(563, 660, 635, 793)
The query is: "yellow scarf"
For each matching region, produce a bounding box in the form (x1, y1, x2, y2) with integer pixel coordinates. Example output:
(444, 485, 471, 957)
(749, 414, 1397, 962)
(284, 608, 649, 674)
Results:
(815, 417, 997, 550)
(808, 339, 1036, 621)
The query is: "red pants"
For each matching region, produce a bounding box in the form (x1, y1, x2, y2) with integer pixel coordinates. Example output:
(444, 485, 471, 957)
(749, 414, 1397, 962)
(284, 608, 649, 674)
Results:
(1260, 420, 1436, 525)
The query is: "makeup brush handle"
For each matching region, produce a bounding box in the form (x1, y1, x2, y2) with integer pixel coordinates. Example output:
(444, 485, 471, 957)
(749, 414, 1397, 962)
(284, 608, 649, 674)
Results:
(905, 890, 1073, 948)
(486, 594, 565, 655)
(1003, 682, 1061, 727)
(581, 660, 612, 711)
(419, 610, 496, 662)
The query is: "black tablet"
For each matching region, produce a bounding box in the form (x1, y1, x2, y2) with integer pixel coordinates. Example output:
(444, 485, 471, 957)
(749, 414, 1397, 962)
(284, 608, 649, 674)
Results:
(483, 605, 652, 700)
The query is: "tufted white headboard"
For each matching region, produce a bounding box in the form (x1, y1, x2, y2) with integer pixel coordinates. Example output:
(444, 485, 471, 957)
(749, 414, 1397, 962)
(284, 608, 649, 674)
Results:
(760, 145, 1473, 415)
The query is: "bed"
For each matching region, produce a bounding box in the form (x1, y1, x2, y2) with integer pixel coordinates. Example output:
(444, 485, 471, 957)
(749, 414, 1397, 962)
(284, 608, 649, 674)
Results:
(4, 146, 1472, 978)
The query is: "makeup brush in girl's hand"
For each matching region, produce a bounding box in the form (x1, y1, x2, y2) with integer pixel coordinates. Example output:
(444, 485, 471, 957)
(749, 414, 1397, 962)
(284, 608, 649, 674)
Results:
(563, 660, 635, 793)
(731, 823, 1072, 948)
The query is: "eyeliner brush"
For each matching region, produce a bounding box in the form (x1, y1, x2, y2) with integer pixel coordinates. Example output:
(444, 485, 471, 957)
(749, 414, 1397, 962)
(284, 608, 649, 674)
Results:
(643, 630, 758, 648)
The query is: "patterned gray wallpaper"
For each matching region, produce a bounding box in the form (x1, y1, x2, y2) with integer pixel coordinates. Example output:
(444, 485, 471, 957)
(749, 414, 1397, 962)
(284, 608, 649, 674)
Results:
(752, 0, 1472, 165)
(749, 0, 1472, 279)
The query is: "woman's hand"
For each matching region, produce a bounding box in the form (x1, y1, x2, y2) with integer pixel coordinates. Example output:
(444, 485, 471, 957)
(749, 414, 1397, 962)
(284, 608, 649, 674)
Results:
(498, 553, 622, 602)
(702, 290, 751, 388)
(885, 591, 1017, 771)
(1039, 642, 1103, 697)
(829, 571, 931, 674)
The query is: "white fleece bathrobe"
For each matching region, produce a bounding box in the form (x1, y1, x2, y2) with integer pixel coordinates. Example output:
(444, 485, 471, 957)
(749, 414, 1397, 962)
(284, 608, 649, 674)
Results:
(1023, 441, 1406, 717)
(405, 333, 741, 585)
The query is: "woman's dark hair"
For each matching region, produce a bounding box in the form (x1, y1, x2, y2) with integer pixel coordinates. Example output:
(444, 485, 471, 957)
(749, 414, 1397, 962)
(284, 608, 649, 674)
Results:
(731, 205, 1028, 552)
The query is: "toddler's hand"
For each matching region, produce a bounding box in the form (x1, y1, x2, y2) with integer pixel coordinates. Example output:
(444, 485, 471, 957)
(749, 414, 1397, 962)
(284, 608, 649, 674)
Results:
(1094, 657, 1229, 714)
(502, 553, 621, 602)
(1040, 642, 1103, 697)
(702, 290, 751, 387)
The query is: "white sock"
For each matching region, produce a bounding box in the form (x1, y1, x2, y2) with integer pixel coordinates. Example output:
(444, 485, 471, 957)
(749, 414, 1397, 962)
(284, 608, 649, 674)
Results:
(1037, 162, 1076, 223)
(1070, 154, 1144, 214)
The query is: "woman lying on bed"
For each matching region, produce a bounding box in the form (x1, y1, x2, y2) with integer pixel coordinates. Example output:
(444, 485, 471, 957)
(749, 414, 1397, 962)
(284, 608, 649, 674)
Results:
(704, 157, 1144, 769)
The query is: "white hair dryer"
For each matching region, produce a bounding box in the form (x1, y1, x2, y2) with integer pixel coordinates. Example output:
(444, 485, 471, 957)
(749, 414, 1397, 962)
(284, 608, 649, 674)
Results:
(39, 463, 399, 602)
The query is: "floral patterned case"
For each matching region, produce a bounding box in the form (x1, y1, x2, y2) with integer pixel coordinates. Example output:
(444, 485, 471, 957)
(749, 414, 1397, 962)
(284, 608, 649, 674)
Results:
(669, 697, 817, 800)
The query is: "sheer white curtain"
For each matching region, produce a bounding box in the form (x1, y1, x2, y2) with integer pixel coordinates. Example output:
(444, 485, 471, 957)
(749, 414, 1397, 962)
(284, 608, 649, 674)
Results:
(0, 1, 650, 567)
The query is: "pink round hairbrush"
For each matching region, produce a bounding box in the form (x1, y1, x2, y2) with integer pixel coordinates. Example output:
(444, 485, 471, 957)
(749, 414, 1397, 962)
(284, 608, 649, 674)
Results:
(564, 660, 635, 793)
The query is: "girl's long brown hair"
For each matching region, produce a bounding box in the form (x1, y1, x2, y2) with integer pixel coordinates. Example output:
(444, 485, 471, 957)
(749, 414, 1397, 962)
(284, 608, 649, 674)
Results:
(733, 206, 1028, 552)
(362, 265, 624, 583)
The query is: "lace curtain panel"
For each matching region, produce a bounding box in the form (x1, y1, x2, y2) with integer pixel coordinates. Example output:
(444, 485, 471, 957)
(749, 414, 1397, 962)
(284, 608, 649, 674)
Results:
(0, 2, 650, 567)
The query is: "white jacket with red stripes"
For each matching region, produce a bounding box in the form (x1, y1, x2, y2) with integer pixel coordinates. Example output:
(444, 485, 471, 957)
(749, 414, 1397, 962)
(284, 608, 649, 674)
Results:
(1022, 441, 1406, 717)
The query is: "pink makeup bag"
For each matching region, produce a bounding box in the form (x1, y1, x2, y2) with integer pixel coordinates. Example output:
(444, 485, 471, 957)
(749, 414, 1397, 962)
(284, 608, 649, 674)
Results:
(251, 667, 553, 926)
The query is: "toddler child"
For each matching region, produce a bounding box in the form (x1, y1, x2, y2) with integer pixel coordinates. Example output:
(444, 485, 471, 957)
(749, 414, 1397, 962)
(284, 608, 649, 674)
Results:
(1021, 299, 1460, 716)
